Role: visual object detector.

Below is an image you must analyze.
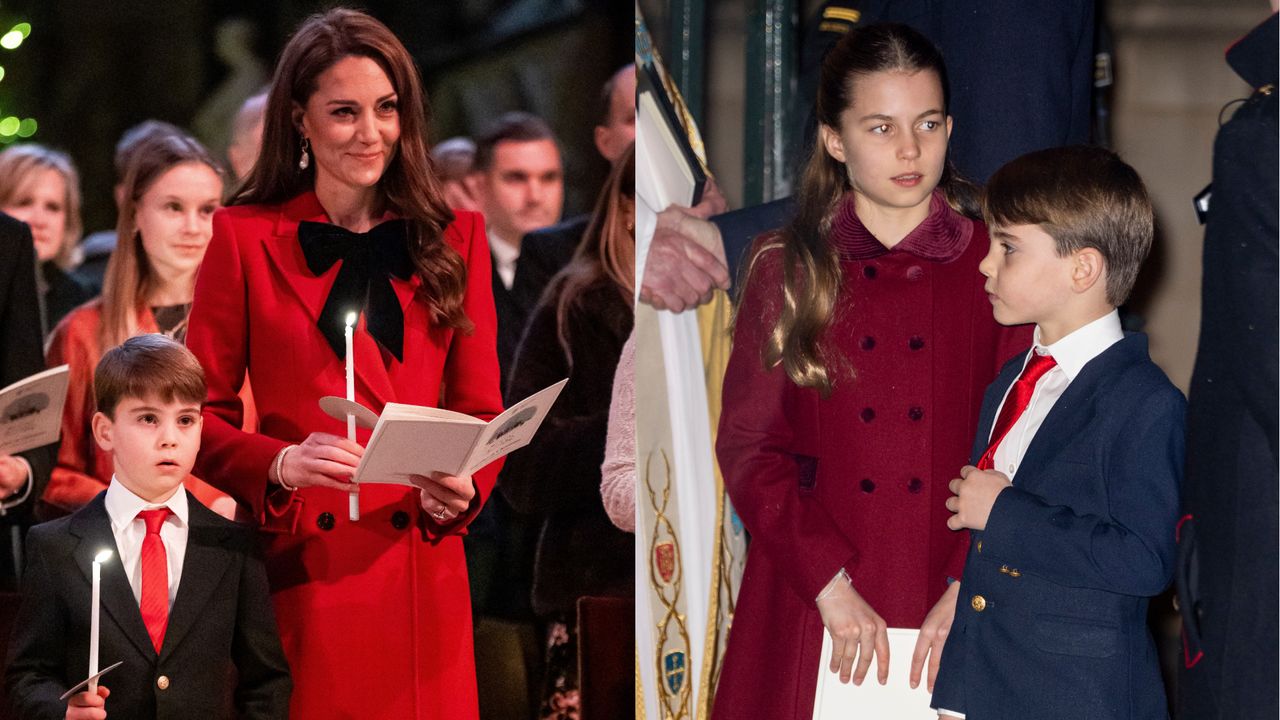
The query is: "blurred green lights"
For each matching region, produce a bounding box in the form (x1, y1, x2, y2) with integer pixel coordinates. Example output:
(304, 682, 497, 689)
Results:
(0, 117, 21, 136)
(0, 66, 6, 82)
(13, 23, 30, 38)
(16, 118, 36, 137)
(0, 31, 22, 50)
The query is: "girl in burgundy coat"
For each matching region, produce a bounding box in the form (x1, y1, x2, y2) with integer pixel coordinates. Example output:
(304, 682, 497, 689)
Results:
(713, 24, 1028, 719)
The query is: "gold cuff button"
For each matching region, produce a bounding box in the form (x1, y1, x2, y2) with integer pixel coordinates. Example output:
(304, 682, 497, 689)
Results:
(971, 595, 987, 612)
(156, 675, 170, 690)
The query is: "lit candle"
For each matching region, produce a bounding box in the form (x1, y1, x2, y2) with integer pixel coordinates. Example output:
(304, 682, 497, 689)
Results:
(345, 312, 359, 522)
(89, 549, 113, 694)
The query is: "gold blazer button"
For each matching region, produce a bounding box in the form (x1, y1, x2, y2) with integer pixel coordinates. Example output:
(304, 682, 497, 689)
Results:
(971, 595, 987, 612)
(156, 675, 170, 690)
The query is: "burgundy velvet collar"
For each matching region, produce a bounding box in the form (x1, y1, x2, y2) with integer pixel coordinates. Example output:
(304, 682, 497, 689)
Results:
(828, 191, 973, 262)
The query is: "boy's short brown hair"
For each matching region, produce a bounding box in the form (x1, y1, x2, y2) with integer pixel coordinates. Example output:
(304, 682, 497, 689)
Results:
(984, 145, 1154, 306)
(94, 334, 206, 417)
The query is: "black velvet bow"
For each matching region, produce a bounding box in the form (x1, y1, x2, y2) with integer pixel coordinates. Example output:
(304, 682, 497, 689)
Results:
(297, 218, 414, 362)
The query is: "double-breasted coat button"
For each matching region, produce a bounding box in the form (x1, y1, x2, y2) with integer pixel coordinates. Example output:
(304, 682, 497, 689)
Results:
(391, 511, 411, 530)
(908, 406, 924, 421)
(909, 335, 925, 351)
(863, 265, 877, 279)
(860, 335, 876, 350)
(907, 477, 924, 494)
(860, 478, 876, 493)
(317, 512, 335, 531)
(971, 595, 987, 612)
(156, 675, 170, 690)
(906, 265, 923, 281)
(860, 408, 875, 422)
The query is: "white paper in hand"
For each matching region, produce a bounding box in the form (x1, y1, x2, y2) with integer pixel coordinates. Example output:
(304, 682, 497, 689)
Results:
(812, 628, 937, 720)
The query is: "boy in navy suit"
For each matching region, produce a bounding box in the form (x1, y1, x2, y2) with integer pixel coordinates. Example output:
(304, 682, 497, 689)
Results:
(930, 146, 1183, 720)
(5, 334, 290, 719)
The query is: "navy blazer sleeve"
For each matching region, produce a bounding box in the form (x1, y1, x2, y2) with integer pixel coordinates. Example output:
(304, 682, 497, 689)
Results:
(230, 526, 292, 718)
(981, 383, 1185, 596)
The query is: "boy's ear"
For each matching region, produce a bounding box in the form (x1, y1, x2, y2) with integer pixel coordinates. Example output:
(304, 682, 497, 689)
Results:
(91, 411, 114, 453)
(819, 124, 846, 164)
(1070, 247, 1106, 294)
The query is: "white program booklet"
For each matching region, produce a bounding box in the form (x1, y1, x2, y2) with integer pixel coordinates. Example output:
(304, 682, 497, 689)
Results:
(319, 379, 567, 486)
(812, 627, 939, 719)
(0, 365, 70, 457)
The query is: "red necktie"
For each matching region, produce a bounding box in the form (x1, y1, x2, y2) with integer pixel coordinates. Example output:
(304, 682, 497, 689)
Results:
(137, 508, 172, 653)
(978, 352, 1058, 471)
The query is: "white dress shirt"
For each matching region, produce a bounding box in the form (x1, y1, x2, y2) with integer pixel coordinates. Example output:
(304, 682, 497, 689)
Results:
(989, 310, 1124, 482)
(937, 310, 1122, 719)
(103, 477, 189, 610)
(487, 230, 520, 291)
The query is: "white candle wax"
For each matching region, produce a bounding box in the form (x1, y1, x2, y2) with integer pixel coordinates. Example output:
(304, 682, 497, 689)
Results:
(345, 312, 360, 522)
(89, 549, 112, 693)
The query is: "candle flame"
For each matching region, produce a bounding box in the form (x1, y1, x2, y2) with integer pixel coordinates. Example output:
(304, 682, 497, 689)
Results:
(93, 549, 113, 564)
(345, 312, 357, 327)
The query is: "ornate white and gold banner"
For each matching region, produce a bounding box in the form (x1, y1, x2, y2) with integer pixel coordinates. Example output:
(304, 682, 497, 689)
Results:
(635, 7, 747, 719)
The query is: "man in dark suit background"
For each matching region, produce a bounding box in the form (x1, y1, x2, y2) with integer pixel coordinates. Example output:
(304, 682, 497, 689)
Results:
(0, 212, 57, 593)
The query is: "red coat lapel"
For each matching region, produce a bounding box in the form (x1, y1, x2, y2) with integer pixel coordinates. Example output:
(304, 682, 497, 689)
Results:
(260, 190, 412, 409)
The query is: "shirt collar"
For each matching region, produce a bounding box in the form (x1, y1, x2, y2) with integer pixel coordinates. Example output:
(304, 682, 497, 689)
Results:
(104, 476, 190, 533)
(827, 190, 973, 262)
(1032, 309, 1124, 381)
(486, 230, 520, 267)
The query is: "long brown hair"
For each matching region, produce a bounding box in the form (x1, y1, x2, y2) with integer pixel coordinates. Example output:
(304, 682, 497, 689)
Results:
(0, 144, 83, 269)
(234, 8, 471, 332)
(553, 144, 635, 356)
(100, 133, 224, 350)
(745, 23, 977, 397)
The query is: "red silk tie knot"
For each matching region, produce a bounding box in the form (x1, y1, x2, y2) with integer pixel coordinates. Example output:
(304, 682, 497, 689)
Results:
(136, 508, 172, 653)
(978, 352, 1058, 471)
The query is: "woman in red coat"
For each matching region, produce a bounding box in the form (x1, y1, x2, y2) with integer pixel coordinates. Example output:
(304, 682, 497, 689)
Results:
(712, 25, 1028, 719)
(185, 9, 503, 719)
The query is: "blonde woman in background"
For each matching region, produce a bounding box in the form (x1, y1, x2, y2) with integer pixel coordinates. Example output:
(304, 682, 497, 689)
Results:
(0, 144, 89, 335)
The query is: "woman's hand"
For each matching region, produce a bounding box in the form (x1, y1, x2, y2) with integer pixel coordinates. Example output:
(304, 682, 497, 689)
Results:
(411, 471, 475, 522)
(816, 572, 890, 686)
(0, 454, 29, 496)
(910, 580, 960, 691)
(274, 433, 364, 492)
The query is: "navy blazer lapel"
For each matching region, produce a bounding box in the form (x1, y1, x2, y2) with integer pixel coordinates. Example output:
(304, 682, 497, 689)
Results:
(160, 492, 234, 661)
(69, 495, 156, 662)
(970, 352, 1027, 463)
(1005, 336, 1144, 491)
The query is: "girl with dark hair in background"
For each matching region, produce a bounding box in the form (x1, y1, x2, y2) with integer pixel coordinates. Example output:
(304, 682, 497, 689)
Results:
(185, 8, 502, 719)
(713, 24, 1028, 718)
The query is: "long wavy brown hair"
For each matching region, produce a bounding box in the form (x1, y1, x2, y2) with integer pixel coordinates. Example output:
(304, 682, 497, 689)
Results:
(100, 133, 224, 350)
(553, 144, 634, 356)
(741, 23, 977, 397)
(232, 7, 471, 332)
